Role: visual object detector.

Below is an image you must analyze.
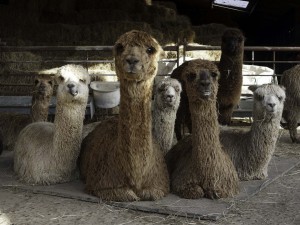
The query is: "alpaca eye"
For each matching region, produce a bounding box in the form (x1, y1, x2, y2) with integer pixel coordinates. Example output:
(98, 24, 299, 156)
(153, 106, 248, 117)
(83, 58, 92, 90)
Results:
(146, 46, 156, 55)
(175, 86, 181, 92)
(34, 79, 39, 85)
(48, 81, 53, 86)
(277, 96, 283, 101)
(58, 76, 65, 82)
(115, 43, 124, 54)
(211, 72, 219, 78)
(79, 79, 86, 83)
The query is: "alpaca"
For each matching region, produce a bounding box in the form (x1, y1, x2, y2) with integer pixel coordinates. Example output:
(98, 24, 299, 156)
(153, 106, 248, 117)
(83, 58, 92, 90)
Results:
(220, 84, 286, 180)
(0, 75, 54, 152)
(152, 77, 182, 155)
(280, 64, 300, 143)
(30, 75, 55, 122)
(165, 59, 239, 199)
(217, 28, 245, 125)
(79, 30, 170, 202)
(14, 64, 90, 185)
(171, 60, 193, 140)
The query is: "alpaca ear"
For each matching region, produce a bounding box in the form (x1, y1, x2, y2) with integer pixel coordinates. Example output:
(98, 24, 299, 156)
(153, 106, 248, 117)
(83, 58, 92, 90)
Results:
(279, 84, 286, 92)
(248, 85, 259, 93)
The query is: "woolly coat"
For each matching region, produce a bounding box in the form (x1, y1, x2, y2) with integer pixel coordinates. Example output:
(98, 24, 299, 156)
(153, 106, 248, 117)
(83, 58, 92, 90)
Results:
(217, 28, 245, 125)
(152, 78, 182, 155)
(220, 84, 286, 180)
(281, 64, 300, 142)
(14, 65, 90, 184)
(79, 30, 169, 202)
(166, 59, 239, 199)
(0, 75, 54, 153)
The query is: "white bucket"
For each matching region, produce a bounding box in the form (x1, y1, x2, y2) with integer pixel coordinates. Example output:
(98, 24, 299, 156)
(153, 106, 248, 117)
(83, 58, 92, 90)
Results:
(90, 81, 120, 108)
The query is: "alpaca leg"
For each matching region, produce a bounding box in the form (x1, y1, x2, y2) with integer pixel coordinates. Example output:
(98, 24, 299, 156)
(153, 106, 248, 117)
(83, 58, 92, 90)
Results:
(89, 188, 140, 202)
(287, 119, 299, 143)
(173, 183, 204, 199)
(136, 188, 166, 201)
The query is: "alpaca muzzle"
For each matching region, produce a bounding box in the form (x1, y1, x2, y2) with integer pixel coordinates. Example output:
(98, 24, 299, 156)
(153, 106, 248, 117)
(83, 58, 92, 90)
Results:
(67, 83, 78, 96)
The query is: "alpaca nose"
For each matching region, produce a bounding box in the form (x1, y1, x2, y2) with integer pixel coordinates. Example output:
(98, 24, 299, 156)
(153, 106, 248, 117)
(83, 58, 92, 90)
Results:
(167, 94, 174, 101)
(67, 83, 78, 96)
(67, 83, 75, 89)
(126, 58, 139, 66)
(268, 103, 275, 108)
(199, 80, 211, 88)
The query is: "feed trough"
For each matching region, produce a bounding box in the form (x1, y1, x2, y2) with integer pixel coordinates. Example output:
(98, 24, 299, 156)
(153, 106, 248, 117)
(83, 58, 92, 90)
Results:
(90, 81, 120, 109)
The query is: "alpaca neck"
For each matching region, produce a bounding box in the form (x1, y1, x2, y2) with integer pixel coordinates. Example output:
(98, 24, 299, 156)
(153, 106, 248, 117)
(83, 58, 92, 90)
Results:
(219, 53, 243, 76)
(152, 106, 176, 154)
(190, 99, 221, 159)
(52, 100, 86, 164)
(30, 96, 51, 122)
(118, 78, 154, 156)
(249, 114, 281, 157)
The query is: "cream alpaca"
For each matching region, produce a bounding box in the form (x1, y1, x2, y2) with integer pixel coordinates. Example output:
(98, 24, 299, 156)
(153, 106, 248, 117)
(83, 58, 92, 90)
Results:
(152, 78, 182, 155)
(220, 84, 286, 180)
(14, 64, 90, 184)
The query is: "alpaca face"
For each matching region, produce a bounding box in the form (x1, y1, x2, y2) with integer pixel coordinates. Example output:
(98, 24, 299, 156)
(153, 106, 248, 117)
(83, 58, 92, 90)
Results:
(56, 65, 90, 103)
(33, 75, 54, 99)
(113, 30, 163, 82)
(155, 79, 182, 108)
(253, 84, 286, 118)
(221, 28, 245, 55)
(182, 63, 219, 102)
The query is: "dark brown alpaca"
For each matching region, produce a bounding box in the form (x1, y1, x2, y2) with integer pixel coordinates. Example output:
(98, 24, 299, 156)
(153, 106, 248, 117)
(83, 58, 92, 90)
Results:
(79, 30, 169, 202)
(171, 60, 193, 140)
(217, 28, 245, 125)
(166, 59, 240, 199)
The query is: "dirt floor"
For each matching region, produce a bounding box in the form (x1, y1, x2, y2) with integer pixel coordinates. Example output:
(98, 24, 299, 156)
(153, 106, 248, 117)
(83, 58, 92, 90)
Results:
(0, 128, 299, 225)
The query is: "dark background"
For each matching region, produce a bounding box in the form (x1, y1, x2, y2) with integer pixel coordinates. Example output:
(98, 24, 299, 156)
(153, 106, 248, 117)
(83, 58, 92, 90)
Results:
(159, 0, 300, 46)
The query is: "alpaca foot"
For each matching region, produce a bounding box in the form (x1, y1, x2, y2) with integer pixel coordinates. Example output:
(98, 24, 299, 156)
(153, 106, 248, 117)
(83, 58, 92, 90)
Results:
(89, 188, 140, 202)
(136, 188, 166, 201)
(175, 184, 204, 199)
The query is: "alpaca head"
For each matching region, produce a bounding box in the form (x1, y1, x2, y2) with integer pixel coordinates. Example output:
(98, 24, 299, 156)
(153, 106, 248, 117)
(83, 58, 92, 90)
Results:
(113, 30, 164, 82)
(56, 64, 90, 104)
(180, 59, 220, 103)
(221, 28, 245, 55)
(33, 75, 54, 100)
(154, 78, 182, 110)
(251, 84, 286, 120)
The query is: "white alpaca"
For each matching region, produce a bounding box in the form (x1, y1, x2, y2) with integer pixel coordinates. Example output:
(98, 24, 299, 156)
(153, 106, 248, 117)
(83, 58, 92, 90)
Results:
(152, 78, 182, 155)
(14, 64, 90, 185)
(220, 84, 286, 180)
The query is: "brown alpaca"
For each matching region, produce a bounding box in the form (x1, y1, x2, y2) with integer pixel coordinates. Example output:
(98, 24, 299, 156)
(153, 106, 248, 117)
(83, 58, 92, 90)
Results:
(0, 75, 54, 153)
(281, 64, 300, 143)
(217, 28, 245, 125)
(79, 30, 170, 202)
(165, 59, 239, 199)
(30, 75, 55, 122)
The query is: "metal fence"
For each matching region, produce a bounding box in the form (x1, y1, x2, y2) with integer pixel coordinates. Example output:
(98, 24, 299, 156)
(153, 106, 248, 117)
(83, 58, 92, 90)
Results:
(0, 44, 299, 120)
